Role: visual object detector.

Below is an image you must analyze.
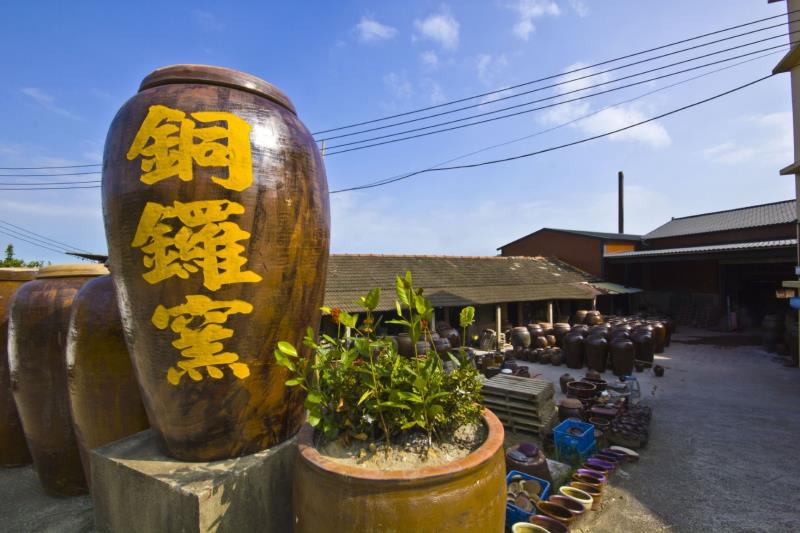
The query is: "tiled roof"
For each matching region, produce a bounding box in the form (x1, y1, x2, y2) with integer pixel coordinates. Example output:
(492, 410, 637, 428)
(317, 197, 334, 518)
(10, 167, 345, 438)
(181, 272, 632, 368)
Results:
(644, 200, 795, 240)
(498, 227, 641, 249)
(604, 239, 797, 259)
(325, 254, 597, 312)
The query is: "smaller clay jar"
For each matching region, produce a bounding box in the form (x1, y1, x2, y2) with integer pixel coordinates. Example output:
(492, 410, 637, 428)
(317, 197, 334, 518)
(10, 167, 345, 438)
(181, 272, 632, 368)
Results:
(439, 328, 460, 349)
(539, 349, 552, 365)
(651, 322, 667, 354)
(550, 348, 563, 366)
(535, 336, 549, 349)
(433, 338, 451, 359)
(563, 332, 585, 369)
(510, 326, 532, 348)
(610, 338, 635, 376)
(558, 398, 583, 421)
(654, 365, 665, 377)
(559, 373, 574, 394)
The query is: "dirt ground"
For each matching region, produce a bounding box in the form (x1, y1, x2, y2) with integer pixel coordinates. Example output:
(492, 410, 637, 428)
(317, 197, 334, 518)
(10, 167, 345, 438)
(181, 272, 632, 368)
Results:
(2, 328, 799, 532)
(505, 327, 800, 533)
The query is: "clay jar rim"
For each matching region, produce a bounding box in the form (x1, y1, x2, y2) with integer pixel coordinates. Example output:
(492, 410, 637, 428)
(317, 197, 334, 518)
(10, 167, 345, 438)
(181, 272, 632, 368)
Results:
(35, 264, 108, 279)
(297, 408, 503, 486)
(529, 515, 569, 533)
(558, 486, 593, 507)
(0, 267, 37, 281)
(139, 64, 297, 114)
(536, 501, 574, 522)
(549, 494, 586, 515)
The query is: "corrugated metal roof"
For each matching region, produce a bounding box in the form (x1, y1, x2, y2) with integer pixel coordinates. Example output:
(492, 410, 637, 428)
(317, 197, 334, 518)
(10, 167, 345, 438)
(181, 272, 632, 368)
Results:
(325, 254, 597, 312)
(604, 239, 797, 259)
(644, 200, 795, 240)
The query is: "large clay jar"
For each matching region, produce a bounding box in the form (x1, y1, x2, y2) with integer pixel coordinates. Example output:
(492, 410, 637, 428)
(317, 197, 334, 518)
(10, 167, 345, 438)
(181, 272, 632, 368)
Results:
(563, 332, 585, 369)
(651, 322, 667, 354)
(584, 310, 603, 326)
(102, 65, 330, 460)
(585, 335, 608, 373)
(510, 326, 531, 348)
(294, 410, 506, 532)
(8, 264, 108, 495)
(610, 338, 635, 376)
(0, 268, 36, 467)
(553, 323, 571, 345)
(66, 275, 149, 484)
(631, 332, 654, 364)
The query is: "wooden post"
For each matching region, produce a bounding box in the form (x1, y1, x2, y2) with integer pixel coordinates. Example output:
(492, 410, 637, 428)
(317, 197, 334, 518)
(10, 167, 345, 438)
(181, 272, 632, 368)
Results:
(547, 301, 554, 324)
(516, 301, 524, 326)
(430, 313, 436, 334)
(496, 305, 502, 351)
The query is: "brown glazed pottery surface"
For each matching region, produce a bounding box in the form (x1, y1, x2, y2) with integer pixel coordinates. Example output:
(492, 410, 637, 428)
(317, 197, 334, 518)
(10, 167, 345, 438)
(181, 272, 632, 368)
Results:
(66, 275, 149, 484)
(536, 501, 574, 523)
(294, 409, 506, 533)
(8, 265, 107, 495)
(102, 65, 330, 460)
(529, 514, 569, 533)
(0, 268, 36, 467)
(549, 494, 586, 515)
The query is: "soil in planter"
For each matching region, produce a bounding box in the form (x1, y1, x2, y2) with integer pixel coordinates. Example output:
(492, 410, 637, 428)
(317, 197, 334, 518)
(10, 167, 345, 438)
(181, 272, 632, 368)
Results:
(319, 422, 487, 470)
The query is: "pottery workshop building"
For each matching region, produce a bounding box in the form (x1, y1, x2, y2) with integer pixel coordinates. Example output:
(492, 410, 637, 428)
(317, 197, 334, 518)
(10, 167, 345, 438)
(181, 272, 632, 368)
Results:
(499, 200, 797, 329)
(322, 254, 609, 334)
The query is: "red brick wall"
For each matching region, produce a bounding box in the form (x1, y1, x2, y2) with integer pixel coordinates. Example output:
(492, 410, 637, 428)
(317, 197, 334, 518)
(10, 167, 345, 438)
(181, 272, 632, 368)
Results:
(500, 230, 604, 277)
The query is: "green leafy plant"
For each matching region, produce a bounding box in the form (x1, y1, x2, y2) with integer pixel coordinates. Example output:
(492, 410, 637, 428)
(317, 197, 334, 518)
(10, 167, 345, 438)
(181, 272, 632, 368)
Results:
(275, 271, 483, 452)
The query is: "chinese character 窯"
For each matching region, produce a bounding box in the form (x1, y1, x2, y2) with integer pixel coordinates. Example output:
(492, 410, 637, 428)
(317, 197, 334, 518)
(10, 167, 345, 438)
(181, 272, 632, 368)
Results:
(152, 295, 253, 385)
(127, 104, 253, 191)
(131, 199, 263, 291)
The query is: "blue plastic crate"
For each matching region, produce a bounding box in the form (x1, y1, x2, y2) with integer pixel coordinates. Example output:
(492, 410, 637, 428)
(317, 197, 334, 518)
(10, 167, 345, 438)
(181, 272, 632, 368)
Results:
(553, 419, 594, 453)
(556, 438, 596, 463)
(505, 470, 551, 530)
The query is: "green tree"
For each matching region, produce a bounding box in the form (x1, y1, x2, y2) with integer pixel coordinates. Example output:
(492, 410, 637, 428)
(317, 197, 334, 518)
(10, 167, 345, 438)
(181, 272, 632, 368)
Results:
(0, 244, 44, 268)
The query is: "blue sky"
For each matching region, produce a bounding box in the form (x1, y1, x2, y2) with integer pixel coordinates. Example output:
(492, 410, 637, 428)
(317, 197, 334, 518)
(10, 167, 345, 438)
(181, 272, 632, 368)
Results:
(0, 0, 795, 263)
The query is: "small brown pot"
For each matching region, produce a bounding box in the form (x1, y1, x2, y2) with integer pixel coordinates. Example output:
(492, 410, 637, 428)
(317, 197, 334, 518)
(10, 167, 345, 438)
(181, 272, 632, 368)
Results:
(566, 381, 597, 399)
(536, 501, 574, 524)
(654, 365, 665, 377)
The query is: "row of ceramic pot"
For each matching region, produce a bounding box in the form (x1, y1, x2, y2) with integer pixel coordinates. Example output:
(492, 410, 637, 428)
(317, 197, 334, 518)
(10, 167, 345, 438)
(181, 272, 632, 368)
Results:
(0, 266, 148, 496)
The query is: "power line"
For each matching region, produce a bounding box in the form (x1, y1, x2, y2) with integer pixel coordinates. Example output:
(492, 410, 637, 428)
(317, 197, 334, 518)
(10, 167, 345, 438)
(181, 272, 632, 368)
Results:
(317, 23, 796, 142)
(328, 49, 782, 194)
(0, 185, 101, 191)
(324, 42, 787, 155)
(312, 9, 798, 135)
(0, 227, 68, 255)
(330, 74, 773, 194)
(0, 180, 101, 185)
(0, 163, 101, 170)
(0, 170, 100, 177)
(0, 219, 94, 254)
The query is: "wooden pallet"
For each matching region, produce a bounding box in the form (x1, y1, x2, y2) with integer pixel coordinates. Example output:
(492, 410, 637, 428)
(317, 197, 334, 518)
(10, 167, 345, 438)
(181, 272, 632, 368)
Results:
(491, 406, 558, 437)
(482, 397, 555, 421)
(481, 375, 555, 403)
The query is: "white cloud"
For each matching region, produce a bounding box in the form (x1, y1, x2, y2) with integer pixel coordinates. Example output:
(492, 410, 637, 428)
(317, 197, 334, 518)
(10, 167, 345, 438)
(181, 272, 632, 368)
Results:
(508, 0, 560, 41)
(421, 50, 439, 68)
(383, 72, 413, 99)
(20, 88, 80, 120)
(192, 10, 225, 32)
(537, 63, 671, 148)
(703, 111, 792, 165)
(421, 79, 446, 104)
(475, 53, 509, 84)
(569, 0, 590, 17)
(355, 17, 397, 42)
(414, 8, 460, 50)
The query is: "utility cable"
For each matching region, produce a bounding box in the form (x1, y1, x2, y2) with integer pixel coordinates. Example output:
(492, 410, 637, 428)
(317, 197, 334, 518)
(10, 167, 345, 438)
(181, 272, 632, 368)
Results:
(317, 23, 798, 142)
(324, 43, 787, 155)
(0, 170, 100, 177)
(330, 74, 773, 193)
(0, 163, 101, 170)
(0, 219, 94, 253)
(0, 227, 68, 255)
(328, 49, 782, 193)
(0, 185, 101, 191)
(312, 9, 798, 135)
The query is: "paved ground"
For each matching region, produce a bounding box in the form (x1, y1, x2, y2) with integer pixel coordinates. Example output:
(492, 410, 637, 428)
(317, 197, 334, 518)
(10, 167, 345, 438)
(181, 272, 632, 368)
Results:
(507, 327, 800, 533)
(2, 328, 799, 532)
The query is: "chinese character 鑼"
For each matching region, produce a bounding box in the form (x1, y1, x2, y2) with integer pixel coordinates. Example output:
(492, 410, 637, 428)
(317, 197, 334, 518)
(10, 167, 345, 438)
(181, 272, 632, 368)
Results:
(131, 199, 263, 291)
(127, 104, 253, 191)
(152, 295, 253, 385)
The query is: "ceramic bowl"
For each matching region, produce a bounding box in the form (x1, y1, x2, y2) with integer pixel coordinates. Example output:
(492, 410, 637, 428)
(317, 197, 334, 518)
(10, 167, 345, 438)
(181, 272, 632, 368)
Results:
(536, 501, 574, 524)
(529, 514, 569, 533)
(559, 485, 593, 509)
(512, 522, 549, 533)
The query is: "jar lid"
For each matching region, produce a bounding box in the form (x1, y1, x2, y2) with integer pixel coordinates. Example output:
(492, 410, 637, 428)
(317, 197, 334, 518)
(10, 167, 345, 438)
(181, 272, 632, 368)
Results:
(560, 398, 583, 409)
(36, 264, 109, 279)
(0, 268, 38, 281)
(139, 64, 296, 114)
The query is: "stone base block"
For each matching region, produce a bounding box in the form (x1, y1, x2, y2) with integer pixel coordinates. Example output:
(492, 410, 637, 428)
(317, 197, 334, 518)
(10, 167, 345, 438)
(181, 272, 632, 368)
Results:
(90, 429, 296, 533)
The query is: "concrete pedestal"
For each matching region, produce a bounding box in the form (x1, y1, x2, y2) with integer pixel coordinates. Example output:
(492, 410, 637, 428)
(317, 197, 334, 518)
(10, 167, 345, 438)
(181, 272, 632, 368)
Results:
(90, 429, 296, 533)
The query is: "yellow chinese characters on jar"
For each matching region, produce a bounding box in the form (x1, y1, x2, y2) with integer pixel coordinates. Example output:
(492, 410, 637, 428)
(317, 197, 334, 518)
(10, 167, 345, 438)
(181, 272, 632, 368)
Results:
(127, 104, 261, 386)
(131, 199, 262, 291)
(127, 104, 253, 192)
(152, 295, 253, 385)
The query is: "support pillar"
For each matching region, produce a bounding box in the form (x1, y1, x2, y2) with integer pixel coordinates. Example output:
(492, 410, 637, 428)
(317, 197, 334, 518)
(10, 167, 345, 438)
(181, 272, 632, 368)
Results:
(496, 305, 502, 351)
(547, 301, 554, 325)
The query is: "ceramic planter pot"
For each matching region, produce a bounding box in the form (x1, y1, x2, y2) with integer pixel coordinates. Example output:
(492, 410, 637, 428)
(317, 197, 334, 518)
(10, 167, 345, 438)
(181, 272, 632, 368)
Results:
(102, 65, 330, 460)
(536, 501, 574, 524)
(558, 485, 593, 510)
(294, 409, 506, 532)
(0, 268, 36, 467)
(8, 264, 108, 495)
(66, 275, 149, 484)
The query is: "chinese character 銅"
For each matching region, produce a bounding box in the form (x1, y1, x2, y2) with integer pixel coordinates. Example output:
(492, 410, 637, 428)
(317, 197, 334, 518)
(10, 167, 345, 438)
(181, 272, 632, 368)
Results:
(131, 199, 263, 291)
(127, 104, 253, 191)
(152, 295, 253, 385)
